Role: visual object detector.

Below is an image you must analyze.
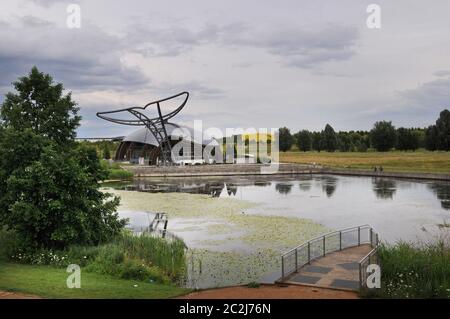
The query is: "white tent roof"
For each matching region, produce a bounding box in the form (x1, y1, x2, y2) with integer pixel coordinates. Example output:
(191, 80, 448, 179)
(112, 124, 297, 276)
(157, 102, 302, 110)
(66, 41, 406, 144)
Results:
(122, 124, 218, 146)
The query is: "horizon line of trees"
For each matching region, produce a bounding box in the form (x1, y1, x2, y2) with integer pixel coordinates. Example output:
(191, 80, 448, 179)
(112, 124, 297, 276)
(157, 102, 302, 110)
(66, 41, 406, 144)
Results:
(278, 109, 450, 152)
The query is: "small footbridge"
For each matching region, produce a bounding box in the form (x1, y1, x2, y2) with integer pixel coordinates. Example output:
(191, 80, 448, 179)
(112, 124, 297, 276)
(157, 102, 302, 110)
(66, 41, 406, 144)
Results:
(277, 225, 379, 291)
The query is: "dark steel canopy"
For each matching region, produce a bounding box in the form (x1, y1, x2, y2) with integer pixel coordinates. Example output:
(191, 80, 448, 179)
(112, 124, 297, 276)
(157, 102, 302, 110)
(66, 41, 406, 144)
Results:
(96, 92, 189, 165)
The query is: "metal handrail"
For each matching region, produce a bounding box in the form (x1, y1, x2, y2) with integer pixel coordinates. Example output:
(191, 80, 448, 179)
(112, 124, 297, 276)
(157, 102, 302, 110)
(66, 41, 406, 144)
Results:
(281, 224, 371, 256)
(358, 229, 380, 289)
(280, 225, 377, 283)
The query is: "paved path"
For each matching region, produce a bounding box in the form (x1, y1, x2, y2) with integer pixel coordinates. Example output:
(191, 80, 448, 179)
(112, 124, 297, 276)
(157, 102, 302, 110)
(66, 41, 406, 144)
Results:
(283, 244, 372, 291)
(179, 285, 358, 299)
(0, 290, 42, 299)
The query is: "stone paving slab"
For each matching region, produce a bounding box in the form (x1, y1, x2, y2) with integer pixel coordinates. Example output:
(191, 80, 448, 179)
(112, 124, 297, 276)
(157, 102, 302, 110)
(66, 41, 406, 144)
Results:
(290, 275, 321, 285)
(285, 244, 373, 291)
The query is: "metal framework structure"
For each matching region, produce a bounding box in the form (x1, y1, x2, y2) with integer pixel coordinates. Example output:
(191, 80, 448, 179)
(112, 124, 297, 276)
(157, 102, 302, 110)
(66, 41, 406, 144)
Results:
(96, 92, 189, 165)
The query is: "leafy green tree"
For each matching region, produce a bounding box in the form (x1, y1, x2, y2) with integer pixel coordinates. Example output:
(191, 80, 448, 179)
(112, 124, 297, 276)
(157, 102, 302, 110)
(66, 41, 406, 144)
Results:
(311, 132, 323, 152)
(0, 67, 125, 249)
(296, 130, 312, 152)
(337, 132, 352, 152)
(321, 124, 337, 152)
(0, 66, 81, 146)
(425, 125, 438, 151)
(278, 127, 293, 152)
(103, 143, 111, 159)
(396, 127, 419, 151)
(370, 121, 397, 152)
(435, 109, 450, 150)
(5, 145, 124, 249)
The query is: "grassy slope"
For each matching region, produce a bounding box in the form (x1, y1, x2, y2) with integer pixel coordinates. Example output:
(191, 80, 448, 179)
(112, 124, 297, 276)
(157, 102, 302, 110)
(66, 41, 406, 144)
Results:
(280, 150, 450, 174)
(0, 262, 190, 299)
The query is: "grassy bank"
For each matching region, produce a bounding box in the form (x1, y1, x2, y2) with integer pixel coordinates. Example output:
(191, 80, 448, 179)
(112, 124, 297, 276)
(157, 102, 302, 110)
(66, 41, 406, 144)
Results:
(0, 228, 190, 298)
(101, 160, 133, 180)
(0, 262, 190, 299)
(280, 150, 450, 174)
(363, 241, 450, 298)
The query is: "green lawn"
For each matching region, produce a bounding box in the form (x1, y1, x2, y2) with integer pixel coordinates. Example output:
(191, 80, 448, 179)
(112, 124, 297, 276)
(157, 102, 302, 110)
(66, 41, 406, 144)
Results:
(280, 150, 450, 174)
(0, 262, 191, 299)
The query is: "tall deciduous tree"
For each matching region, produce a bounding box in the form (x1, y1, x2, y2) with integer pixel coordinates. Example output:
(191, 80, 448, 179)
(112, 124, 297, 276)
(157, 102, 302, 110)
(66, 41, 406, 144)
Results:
(0, 67, 125, 249)
(321, 124, 337, 152)
(278, 127, 293, 152)
(396, 127, 419, 151)
(297, 130, 312, 152)
(370, 121, 397, 152)
(0, 66, 81, 146)
(311, 132, 323, 152)
(435, 109, 450, 150)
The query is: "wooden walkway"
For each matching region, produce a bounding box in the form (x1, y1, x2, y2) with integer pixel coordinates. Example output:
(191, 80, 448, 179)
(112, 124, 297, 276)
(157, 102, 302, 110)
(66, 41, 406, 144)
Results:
(282, 244, 372, 291)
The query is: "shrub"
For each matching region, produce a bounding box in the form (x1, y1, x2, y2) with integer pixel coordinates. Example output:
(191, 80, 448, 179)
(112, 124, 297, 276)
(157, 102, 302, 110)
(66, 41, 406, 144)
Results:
(0, 227, 20, 261)
(363, 240, 450, 298)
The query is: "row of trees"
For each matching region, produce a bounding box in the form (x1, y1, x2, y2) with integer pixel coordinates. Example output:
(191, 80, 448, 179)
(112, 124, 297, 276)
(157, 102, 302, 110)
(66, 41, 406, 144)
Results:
(279, 110, 450, 152)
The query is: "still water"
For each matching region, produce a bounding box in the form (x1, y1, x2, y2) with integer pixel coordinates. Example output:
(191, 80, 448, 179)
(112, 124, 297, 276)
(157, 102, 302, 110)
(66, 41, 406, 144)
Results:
(112, 174, 450, 244)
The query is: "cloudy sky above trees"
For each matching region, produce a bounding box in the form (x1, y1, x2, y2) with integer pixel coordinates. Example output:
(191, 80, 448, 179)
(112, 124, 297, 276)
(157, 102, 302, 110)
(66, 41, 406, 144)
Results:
(0, 0, 449, 137)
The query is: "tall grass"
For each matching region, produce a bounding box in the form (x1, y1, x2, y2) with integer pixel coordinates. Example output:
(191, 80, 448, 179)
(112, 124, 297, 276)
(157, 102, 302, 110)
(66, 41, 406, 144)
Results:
(100, 159, 133, 180)
(364, 240, 450, 298)
(2, 227, 187, 285)
(117, 233, 186, 280)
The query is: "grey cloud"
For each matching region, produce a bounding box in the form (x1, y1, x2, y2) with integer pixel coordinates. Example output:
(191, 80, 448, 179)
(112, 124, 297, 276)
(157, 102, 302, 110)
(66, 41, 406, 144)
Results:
(128, 23, 223, 57)
(240, 25, 358, 68)
(150, 80, 226, 100)
(0, 16, 150, 93)
(28, 0, 64, 8)
(127, 22, 358, 68)
(399, 76, 450, 112)
(433, 70, 450, 77)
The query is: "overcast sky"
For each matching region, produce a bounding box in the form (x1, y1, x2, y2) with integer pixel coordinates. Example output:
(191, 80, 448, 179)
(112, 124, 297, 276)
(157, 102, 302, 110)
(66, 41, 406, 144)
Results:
(0, 0, 449, 137)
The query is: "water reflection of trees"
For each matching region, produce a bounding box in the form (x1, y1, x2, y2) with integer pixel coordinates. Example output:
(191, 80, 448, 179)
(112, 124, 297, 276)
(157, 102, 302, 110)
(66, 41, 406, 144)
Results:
(372, 178, 397, 199)
(254, 181, 272, 187)
(427, 182, 450, 210)
(226, 184, 238, 196)
(299, 179, 312, 192)
(321, 176, 337, 198)
(275, 183, 293, 195)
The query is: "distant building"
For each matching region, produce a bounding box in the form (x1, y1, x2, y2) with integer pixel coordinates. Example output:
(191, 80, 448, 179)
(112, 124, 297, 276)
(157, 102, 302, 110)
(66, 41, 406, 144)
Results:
(115, 124, 219, 165)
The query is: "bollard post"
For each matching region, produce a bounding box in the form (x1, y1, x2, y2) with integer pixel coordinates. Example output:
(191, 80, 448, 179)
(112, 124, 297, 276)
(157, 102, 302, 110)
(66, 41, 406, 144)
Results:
(307, 242, 311, 264)
(323, 236, 326, 256)
(295, 249, 298, 272)
(358, 226, 361, 246)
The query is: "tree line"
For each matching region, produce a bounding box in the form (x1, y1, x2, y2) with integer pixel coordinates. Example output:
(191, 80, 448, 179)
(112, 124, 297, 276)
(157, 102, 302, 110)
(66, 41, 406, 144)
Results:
(278, 109, 450, 152)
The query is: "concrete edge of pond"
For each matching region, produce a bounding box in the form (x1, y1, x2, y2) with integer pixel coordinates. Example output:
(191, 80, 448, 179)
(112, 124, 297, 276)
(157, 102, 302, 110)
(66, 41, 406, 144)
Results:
(121, 163, 450, 181)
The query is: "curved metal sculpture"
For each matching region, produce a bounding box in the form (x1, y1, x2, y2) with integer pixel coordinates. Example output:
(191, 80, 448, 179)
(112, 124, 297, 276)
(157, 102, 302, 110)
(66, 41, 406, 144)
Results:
(96, 92, 189, 165)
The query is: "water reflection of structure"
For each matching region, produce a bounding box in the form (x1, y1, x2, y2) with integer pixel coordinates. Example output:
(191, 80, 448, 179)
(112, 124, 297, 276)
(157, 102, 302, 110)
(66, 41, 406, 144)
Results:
(428, 182, 450, 210)
(372, 178, 397, 199)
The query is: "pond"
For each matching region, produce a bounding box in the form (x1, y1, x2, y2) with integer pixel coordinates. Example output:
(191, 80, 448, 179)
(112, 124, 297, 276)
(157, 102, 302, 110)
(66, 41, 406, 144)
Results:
(103, 174, 450, 288)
